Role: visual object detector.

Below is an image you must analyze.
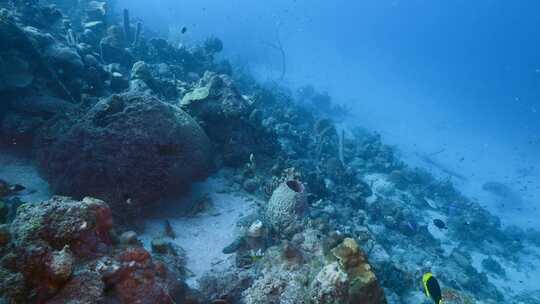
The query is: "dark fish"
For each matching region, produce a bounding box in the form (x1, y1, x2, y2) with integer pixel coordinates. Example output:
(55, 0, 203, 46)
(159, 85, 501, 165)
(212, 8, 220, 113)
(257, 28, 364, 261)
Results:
(10, 184, 25, 192)
(181, 26, 187, 34)
(433, 219, 447, 230)
(406, 221, 418, 232)
(164, 220, 176, 239)
(423, 272, 443, 304)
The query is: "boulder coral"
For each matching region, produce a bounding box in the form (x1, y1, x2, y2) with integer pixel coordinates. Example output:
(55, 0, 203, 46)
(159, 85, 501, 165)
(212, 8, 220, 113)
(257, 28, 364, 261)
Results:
(35, 92, 213, 218)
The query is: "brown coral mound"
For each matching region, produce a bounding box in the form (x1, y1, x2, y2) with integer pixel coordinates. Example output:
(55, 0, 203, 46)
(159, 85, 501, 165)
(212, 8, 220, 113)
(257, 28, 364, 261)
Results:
(35, 92, 213, 218)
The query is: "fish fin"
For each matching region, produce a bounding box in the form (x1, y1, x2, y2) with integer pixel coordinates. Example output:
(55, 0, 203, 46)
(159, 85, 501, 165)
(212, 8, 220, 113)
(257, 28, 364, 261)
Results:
(422, 273, 433, 297)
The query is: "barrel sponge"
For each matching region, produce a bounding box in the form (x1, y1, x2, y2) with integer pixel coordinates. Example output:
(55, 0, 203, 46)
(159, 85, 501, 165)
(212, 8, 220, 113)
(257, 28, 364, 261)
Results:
(265, 180, 308, 233)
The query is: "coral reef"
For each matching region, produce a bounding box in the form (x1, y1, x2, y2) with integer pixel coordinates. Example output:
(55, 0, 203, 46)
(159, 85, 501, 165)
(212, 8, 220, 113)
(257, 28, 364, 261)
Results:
(1, 1, 539, 303)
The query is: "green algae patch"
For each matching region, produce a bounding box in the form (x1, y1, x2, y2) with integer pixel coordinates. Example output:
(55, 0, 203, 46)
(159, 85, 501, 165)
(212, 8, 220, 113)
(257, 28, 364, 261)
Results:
(181, 86, 210, 106)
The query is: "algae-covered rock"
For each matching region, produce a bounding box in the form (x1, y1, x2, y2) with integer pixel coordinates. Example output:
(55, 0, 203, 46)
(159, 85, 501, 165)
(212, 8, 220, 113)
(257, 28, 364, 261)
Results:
(181, 71, 278, 166)
(45, 44, 84, 73)
(181, 71, 249, 117)
(242, 247, 310, 304)
(2, 195, 188, 303)
(311, 262, 349, 302)
(181, 86, 210, 105)
(0, 51, 34, 90)
(0, 17, 37, 92)
(48, 246, 74, 284)
(1, 94, 76, 146)
(5, 196, 113, 301)
(46, 269, 106, 304)
(35, 92, 213, 218)
(11, 196, 113, 256)
(243, 178, 259, 193)
(0, 268, 26, 302)
(130, 60, 153, 83)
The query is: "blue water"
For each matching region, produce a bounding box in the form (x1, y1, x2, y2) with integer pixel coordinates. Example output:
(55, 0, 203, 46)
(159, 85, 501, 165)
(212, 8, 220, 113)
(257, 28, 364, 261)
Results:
(120, 0, 540, 229)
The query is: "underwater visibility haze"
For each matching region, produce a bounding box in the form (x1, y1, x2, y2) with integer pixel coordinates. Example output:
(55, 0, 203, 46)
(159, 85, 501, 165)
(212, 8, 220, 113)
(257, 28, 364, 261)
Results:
(0, 0, 539, 303)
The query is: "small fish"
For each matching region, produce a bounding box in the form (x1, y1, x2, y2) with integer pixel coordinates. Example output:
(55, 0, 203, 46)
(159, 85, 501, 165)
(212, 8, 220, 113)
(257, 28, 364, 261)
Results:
(433, 219, 447, 230)
(164, 220, 176, 239)
(181, 26, 187, 34)
(9, 184, 25, 192)
(423, 272, 443, 304)
(406, 221, 417, 232)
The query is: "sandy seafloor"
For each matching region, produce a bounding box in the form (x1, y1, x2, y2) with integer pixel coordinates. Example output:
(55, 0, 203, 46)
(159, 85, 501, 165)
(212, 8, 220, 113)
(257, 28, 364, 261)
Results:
(138, 171, 260, 288)
(0, 151, 51, 203)
(341, 109, 540, 231)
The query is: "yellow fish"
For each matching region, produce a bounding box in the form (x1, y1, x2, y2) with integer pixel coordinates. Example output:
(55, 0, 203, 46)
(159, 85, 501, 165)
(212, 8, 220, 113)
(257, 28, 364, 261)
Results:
(423, 272, 444, 304)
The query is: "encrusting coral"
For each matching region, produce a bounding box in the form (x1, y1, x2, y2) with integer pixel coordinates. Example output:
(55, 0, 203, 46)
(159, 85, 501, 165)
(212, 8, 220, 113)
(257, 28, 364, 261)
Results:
(0, 196, 188, 303)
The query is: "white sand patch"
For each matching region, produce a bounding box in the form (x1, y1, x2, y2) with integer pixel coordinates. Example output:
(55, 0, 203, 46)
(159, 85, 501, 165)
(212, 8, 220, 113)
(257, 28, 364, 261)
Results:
(139, 171, 260, 288)
(0, 151, 52, 203)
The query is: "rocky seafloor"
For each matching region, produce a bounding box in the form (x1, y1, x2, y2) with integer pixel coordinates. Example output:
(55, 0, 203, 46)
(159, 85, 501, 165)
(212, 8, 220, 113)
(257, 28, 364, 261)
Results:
(1, 1, 540, 303)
